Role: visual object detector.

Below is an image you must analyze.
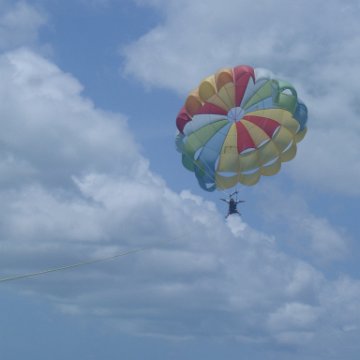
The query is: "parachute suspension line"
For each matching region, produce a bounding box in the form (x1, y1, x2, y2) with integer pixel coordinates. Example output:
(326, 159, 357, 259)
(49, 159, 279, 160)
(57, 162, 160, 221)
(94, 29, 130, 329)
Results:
(235, 185, 240, 202)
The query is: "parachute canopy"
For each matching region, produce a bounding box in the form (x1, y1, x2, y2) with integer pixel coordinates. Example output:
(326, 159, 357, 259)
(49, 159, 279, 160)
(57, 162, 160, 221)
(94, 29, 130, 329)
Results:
(175, 65, 308, 192)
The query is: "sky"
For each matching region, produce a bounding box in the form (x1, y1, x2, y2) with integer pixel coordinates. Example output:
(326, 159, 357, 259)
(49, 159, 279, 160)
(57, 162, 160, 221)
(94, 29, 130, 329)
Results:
(0, 0, 359, 359)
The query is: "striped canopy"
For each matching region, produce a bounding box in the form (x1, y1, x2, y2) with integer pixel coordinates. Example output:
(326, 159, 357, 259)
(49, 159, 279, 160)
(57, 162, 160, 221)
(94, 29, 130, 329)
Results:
(176, 65, 308, 191)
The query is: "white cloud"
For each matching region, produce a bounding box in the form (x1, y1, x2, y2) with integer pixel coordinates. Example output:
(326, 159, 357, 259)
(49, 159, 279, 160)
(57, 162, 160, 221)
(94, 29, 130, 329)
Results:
(320, 276, 360, 327)
(0, 1, 47, 51)
(256, 185, 349, 262)
(0, 47, 149, 275)
(285, 262, 323, 299)
(0, 48, 141, 189)
(123, 0, 360, 93)
(268, 302, 320, 331)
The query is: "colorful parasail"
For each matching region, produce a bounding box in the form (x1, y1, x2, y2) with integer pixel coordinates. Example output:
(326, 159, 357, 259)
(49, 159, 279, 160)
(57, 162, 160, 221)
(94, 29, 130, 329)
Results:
(175, 65, 308, 191)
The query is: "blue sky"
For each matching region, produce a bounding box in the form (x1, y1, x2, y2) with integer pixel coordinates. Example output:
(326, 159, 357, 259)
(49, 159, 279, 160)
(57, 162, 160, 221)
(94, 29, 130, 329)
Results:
(0, 0, 360, 359)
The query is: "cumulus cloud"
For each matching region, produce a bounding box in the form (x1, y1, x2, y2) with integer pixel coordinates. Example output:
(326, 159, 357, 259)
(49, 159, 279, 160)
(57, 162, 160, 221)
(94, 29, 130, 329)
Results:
(267, 302, 320, 344)
(0, 48, 141, 189)
(0, 1, 47, 51)
(0, 47, 148, 275)
(124, 0, 359, 93)
(122, 0, 360, 196)
(255, 185, 349, 262)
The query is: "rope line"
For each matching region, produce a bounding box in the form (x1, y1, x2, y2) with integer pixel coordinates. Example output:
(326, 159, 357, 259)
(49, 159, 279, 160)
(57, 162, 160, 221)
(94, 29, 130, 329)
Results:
(0, 248, 146, 283)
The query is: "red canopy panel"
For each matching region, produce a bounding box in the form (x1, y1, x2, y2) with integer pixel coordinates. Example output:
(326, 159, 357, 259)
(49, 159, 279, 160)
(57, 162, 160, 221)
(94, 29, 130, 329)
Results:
(233, 65, 255, 107)
(236, 121, 256, 153)
(176, 107, 192, 133)
(242, 115, 280, 138)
